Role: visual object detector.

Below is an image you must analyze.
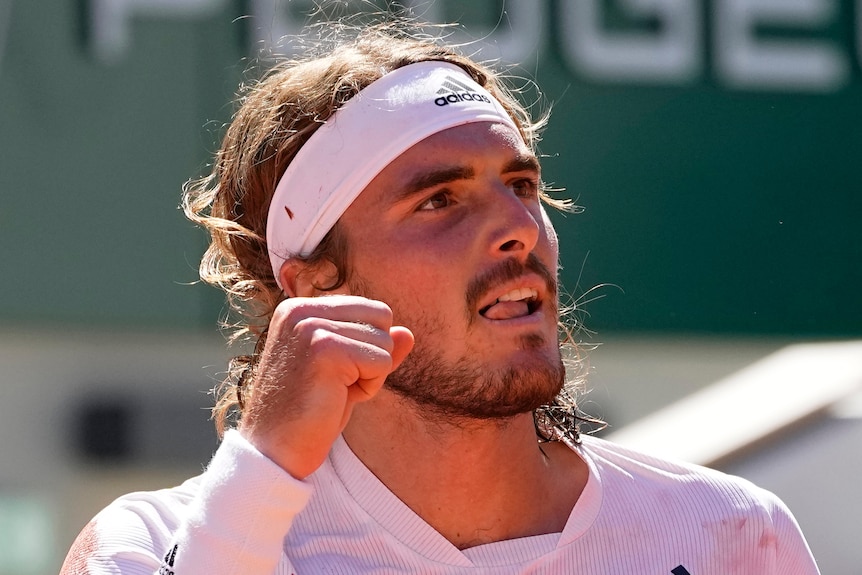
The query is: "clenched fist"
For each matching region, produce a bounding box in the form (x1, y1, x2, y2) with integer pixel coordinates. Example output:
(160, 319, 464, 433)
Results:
(240, 295, 414, 479)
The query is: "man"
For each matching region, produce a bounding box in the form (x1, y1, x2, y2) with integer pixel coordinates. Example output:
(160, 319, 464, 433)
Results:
(62, 22, 819, 574)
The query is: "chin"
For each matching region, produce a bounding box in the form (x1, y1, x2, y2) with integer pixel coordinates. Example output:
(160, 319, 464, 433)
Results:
(386, 345, 565, 423)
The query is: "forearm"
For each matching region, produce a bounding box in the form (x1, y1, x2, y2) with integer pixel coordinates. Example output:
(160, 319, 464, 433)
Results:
(167, 429, 311, 574)
(61, 430, 311, 575)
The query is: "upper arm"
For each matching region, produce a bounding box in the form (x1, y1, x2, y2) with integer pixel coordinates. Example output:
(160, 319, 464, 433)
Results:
(60, 492, 183, 575)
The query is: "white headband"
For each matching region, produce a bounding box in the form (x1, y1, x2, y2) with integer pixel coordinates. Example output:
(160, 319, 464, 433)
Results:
(265, 60, 519, 287)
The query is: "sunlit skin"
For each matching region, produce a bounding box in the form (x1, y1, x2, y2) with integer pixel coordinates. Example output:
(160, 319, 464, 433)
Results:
(244, 122, 588, 550)
(339, 122, 566, 422)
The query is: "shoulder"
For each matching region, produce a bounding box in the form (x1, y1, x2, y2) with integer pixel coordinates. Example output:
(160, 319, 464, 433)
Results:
(582, 435, 760, 489)
(578, 435, 796, 525)
(61, 477, 201, 574)
(575, 436, 819, 572)
(97, 476, 201, 534)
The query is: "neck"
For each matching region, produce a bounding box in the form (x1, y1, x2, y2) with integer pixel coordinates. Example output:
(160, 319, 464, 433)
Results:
(343, 389, 588, 549)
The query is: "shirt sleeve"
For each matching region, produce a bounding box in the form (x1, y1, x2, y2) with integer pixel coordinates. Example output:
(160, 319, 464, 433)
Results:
(60, 429, 312, 575)
(759, 487, 821, 575)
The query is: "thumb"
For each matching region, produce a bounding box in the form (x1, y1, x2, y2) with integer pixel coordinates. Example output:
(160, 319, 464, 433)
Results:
(389, 325, 414, 372)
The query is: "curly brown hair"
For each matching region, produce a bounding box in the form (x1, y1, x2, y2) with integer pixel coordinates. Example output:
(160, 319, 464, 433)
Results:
(181, 20, 589, 438)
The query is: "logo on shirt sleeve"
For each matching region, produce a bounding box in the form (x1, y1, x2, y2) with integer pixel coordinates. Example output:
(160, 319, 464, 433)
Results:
(159, 544, 178, 575)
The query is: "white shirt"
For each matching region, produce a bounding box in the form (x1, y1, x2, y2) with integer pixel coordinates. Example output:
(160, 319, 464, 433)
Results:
(64, 430, 820, 574)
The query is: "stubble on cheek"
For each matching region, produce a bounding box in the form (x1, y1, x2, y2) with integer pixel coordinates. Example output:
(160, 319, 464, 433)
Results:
(518, 332, 547, 351)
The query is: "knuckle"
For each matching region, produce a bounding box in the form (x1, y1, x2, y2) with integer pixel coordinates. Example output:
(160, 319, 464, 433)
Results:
(294, 318, 335, 349)
(367, 301, 394, 327)
(362, 345, 394, 370)
(271, 299, 309, 330)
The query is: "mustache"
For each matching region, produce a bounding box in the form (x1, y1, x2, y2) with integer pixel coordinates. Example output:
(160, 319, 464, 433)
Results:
(465, 254, 558, 313)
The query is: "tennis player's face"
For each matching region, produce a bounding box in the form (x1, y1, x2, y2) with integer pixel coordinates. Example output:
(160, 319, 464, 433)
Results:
(337, 122, 565, 421)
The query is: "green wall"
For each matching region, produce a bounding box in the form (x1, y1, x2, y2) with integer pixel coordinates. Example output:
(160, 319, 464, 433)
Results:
(1, 0, 859, 336)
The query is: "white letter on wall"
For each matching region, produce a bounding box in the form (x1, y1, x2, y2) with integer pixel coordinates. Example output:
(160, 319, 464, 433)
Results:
(715, 0, 847, 91)
(413, 0, 545, 67)
(857, 0, 862, 71)
(559, 0, 701, 83)
(89, 0, 227, 63)
(248, 0, 544, 66)
(246, 0, 305, 57)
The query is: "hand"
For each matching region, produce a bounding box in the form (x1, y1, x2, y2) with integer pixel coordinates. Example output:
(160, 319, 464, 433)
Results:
(239, 295, 414, 479)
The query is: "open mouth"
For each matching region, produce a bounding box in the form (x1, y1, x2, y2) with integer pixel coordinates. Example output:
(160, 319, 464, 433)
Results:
(479, 287, 541, 320)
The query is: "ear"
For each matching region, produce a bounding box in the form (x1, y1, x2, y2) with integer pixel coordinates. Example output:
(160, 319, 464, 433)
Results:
(277, 258, 342, 298)
(277, 259, 305, 298)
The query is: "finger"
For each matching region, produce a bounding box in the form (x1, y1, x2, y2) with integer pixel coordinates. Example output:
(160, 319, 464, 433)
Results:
(388, 326, 415, 372)
(274, 295, 394, 331)
(300, 317, 396, 354)
(347, 326, 413, 403)
(347, 377, 380, 404)
(300, 328, 395, 383)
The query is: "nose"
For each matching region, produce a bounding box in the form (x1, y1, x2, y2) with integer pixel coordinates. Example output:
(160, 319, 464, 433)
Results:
(486, 186, 541, 259)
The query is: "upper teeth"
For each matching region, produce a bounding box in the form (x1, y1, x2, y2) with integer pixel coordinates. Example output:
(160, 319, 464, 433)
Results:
(496, 287, 538, 304)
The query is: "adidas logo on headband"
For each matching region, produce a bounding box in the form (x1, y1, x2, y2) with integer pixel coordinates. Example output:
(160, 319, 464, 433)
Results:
(434, 75, 491, 107)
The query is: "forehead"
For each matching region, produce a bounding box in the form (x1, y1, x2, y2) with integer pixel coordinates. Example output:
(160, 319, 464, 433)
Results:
(352, 122, 536, 206)
(397, 121, 529, 162)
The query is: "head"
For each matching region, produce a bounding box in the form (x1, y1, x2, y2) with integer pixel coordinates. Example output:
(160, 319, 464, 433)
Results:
(183, 21, 587, 441)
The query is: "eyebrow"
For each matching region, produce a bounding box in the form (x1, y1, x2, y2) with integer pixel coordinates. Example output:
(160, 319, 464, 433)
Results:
(503, 154, 541, 176)
(395, 166, 475, 203)
(394, 153, 541, 204)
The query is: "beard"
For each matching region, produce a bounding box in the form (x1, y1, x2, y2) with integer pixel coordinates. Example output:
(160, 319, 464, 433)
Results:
(384, 319, 566, 422)
(349, 255, 565, 423)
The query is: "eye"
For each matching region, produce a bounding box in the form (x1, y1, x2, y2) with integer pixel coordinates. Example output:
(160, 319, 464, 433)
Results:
(511, 177, 539, 199)
(417, 191, 454, 211)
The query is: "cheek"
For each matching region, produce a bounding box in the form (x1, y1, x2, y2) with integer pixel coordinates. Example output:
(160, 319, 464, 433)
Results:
(391, 263, 465, 324)
(349, 252, 459, 310)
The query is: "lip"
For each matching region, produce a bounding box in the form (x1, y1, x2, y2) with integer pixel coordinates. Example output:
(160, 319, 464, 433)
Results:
(476, 274, 548, 319)
(478, 306, 549, 330)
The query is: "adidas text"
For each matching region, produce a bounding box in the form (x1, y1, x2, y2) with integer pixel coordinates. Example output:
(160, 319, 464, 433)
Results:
(434, 92, 491, 106)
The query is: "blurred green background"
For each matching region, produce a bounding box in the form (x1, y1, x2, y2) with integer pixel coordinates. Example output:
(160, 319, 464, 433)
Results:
(1, 0, 859, 337)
